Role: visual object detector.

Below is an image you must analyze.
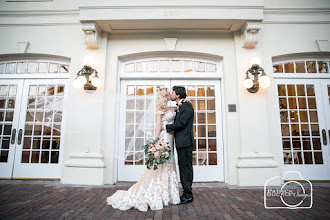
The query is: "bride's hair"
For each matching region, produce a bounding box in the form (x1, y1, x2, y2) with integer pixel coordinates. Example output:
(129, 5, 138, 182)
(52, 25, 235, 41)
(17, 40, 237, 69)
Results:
(157, 87, 168, 111)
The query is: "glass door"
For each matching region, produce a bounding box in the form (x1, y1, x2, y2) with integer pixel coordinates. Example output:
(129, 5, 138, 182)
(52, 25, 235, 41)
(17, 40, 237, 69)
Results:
(118, 80, 171, 181)
(12, 79, 67, 178)
(118, 79, 224, 182)
(171, 80, 223, 182)
(0, 80, 24, 178)
(0, 79, 67, 179)
(275, 79, 330, 180)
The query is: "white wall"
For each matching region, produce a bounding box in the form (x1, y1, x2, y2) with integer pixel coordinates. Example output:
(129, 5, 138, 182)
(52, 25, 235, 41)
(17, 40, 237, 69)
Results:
(101, 33, 241, 185)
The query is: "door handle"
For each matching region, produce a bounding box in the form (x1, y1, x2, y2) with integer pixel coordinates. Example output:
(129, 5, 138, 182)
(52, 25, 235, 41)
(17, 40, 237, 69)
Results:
(322, 129, 327, 145)
(11, 129, 16, 144)
(17, 129, 23, 145)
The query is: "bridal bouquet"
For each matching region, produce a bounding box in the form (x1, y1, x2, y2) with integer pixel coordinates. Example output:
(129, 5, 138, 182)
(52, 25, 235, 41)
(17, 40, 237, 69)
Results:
(142, 138, 173, 170)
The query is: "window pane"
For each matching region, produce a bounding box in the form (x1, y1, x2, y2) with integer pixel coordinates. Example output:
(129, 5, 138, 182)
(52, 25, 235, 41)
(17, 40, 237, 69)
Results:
(59, 64, 69, 73)
(49, 63, 59, 73)
(0, 63, 5, 74)
(208, 153, 217, 165)
(171, 60, 182, 72)
(318, 61, 328, 73)
(38, 62, 48, 73)
(287, 85, 295, 96)
(195, 61, 205, 72)
(296, 85, 305, 96)
(283, 152, 292, 164)
(295, 62, 305, 73)
(125, 63, 135, 72)
(136, 62, 147, 72)
(6, 63, 16, 74)
(277, 85, 286, 96)
(284, 62, 294, 73)
(273, 64, 283, 73)
(279, 98, 287, 109)
(282, 138, 291, 150)
(187, 86, 195, 96)
(306, 61, 316, 73)
(159, 60, 170, 72)
(280, 111, 288, 122)
(183, 61, 193, 72)
(21, 151, 30, 163)
(17, 62, 27, 74)
(206, 63, 216, 72)
(148, 61, 158, 72)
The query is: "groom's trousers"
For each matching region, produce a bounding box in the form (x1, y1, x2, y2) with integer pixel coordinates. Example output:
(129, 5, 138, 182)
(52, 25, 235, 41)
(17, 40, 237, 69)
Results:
(177, 146, 194, 198)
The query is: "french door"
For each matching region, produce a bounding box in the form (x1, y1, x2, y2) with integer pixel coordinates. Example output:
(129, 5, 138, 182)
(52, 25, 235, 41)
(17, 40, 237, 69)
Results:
(275, 79, 330, 180)
(118, 79, 224, 182)
(0, 79, 67, 179)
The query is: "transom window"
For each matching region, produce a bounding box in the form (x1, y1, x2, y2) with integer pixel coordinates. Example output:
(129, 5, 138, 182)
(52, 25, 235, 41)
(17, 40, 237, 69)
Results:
(273, 59, 329, 74)
(124, 59, 217, 73)
(0, 61, 69, 74)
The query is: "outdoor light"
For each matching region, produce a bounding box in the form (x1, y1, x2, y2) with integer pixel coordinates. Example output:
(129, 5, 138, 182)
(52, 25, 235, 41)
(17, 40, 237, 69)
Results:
(244, 58, 270, 93)
(73, 65, 100, 90)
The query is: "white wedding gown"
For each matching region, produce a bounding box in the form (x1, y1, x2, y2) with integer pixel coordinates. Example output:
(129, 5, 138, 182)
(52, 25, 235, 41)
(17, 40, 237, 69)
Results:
(107, 109, 180, 211)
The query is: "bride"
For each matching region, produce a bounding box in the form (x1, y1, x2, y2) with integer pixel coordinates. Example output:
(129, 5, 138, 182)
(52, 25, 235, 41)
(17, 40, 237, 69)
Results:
(107, 87, 181, 211)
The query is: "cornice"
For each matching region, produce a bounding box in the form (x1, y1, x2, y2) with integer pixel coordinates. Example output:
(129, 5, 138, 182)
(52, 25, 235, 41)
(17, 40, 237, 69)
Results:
(79, 5, 264, 10)
(263, 8, 330, 14)
(0, 23, 80, 27)
(0, 9, 79, 16)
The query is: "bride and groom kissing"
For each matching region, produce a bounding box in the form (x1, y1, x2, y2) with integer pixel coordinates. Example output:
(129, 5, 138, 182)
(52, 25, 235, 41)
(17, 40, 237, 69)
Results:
(107, 86, 195, 211)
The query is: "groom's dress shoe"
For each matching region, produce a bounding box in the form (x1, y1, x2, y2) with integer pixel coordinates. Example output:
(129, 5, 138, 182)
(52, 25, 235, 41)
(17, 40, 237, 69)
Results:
(179, 197, 193, 205)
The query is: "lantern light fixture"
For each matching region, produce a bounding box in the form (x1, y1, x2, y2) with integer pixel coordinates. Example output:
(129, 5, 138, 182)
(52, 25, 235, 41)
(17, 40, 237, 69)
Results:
(243, 58, 270, 93)
(73, 65, 100, 90)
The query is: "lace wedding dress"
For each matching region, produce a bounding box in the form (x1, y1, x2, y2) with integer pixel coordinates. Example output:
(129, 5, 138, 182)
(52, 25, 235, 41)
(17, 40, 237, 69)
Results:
(107, 109, 180, 211)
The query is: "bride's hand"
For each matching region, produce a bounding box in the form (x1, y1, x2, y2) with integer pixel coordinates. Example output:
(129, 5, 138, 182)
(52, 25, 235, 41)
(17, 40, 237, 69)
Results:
(183, 98, 191, 103)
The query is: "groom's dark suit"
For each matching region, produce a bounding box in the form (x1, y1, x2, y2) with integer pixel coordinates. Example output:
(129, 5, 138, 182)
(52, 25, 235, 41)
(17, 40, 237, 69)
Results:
(166, 100, 195, 199)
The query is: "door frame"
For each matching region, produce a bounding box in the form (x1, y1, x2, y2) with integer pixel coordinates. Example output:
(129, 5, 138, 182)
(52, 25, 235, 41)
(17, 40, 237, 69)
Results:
(116, 55, 225, 182)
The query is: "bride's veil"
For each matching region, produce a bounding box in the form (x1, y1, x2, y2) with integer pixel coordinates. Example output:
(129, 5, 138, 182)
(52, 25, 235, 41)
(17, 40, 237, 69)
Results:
(123, 87, 166, 163)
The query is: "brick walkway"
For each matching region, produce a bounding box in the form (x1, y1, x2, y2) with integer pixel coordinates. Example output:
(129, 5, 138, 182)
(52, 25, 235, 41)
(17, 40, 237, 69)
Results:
(0, 180, 329, 219)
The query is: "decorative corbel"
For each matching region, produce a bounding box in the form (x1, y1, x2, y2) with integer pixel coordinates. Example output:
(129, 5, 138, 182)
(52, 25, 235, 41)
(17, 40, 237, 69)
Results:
(17, 42, 29, 53)
(82, 22, 101, 49)
(242, 22, 261, 48)
(164, 38, 177, 51)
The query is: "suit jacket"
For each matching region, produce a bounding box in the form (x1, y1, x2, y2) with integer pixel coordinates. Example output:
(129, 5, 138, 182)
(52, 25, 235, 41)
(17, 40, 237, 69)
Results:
(166, 101, 195, 149)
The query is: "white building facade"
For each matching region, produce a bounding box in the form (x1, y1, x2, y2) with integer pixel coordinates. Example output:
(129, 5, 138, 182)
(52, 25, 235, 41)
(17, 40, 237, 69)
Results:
(0, 0, 329, 186)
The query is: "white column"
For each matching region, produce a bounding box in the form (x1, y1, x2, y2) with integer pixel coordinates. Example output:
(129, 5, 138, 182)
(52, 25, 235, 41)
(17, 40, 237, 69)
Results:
(61, 23, 108, 185)
(233, 23, 281, 186)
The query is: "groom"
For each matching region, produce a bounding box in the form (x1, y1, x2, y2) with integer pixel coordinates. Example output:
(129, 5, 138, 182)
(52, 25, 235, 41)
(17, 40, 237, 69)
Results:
(163, 86, 195, 204)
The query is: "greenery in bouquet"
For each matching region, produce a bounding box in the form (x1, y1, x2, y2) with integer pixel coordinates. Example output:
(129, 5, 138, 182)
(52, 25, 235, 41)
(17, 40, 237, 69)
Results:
(142, 138, 173, 170)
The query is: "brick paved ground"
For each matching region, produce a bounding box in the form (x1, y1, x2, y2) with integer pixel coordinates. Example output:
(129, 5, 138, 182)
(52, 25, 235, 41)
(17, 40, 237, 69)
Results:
(0, 180, 329, 220)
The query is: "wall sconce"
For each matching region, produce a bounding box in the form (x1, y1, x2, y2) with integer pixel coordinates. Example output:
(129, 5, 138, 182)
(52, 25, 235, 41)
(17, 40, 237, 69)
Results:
(243, 58, 270, 93)
(73, 65, 101, 90)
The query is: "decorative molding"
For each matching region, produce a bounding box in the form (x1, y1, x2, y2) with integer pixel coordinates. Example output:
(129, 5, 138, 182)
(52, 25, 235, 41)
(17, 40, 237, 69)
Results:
(164, 38, 177, 51)
(241, 22, 261, 48)
(17, 41, 29, 53)
(82, 22, 101, 49)
(64, 152, 105, 168)
(315, 40, 329, 52)
(236, 152, 279, 168)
